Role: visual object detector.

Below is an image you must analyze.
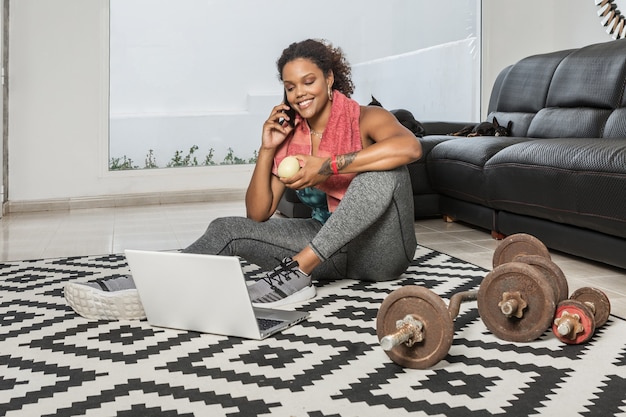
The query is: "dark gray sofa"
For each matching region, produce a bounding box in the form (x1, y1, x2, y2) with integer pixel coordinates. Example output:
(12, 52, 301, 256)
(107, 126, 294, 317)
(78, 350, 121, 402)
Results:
(278, 39, 626, 270)
(415, 39, 626, 270)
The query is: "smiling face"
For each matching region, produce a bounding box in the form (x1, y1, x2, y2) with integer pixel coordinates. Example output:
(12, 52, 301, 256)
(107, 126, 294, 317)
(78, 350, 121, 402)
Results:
(282, 58, 334, 124)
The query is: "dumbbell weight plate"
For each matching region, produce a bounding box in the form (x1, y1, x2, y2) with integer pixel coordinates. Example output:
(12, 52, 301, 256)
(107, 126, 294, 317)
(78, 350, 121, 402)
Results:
(514, 255, 569, 303)
(478, 262, 556, 342)
(552, 299, 596, 344)
(376, 286, 454, 369)
(493, 233, 551, 268)
(569, 287, 611, 328)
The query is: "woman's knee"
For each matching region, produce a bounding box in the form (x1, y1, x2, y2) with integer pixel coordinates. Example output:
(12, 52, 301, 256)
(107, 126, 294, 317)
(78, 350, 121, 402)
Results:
(348, 254, 412, 282)
(354, 166, 409, 184)
(348, 167, 411, 198)
(205, 216, 244, 233)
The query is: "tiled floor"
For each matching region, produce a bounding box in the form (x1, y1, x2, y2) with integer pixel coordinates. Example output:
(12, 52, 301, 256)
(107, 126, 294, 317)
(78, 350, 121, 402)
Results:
(1, 200, 625, 319)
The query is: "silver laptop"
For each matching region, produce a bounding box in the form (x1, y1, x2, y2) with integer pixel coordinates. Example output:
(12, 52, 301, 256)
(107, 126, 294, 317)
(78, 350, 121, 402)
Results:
(124, 249, 309, 340)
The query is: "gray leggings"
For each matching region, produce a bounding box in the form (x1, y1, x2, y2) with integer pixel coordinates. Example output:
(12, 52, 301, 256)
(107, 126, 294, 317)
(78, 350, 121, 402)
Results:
(184, 166, 417, 282)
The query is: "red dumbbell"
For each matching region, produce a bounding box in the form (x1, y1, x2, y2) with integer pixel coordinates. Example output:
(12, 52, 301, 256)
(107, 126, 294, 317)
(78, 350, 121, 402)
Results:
(552, 287, 611, 344)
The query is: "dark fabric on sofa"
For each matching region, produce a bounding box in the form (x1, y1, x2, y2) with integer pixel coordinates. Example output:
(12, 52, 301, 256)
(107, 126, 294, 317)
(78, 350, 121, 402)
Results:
(489, 111, 536, 137)
(277, 188, 312, 218)
(495, 49, 573, 113)
(527, 108, 612, 138)
(547, 41, 626, 108)
(485, 138, 626, 239)
(497, 211, 626, 270)
(427, 136, 534, 204)
(604, 108, 626, 137)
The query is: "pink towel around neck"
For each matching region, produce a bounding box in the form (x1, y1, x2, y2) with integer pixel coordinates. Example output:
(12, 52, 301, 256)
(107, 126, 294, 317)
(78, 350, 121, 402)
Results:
(272, 91, 362, 212)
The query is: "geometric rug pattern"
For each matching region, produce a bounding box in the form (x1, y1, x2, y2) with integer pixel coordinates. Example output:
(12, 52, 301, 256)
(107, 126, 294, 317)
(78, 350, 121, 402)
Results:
(0, 246, 625, 416)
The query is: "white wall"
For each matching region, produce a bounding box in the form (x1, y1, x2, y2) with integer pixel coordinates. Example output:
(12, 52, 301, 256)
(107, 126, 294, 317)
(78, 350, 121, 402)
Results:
(5, 0, 617, 209)
(481, 0, 610, 117)
(0, 0, 4, 212)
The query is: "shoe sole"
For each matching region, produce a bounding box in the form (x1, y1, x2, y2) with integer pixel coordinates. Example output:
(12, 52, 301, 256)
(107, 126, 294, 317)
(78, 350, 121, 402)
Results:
(64, 282, 146, 320)
(251, 285, 316, 309)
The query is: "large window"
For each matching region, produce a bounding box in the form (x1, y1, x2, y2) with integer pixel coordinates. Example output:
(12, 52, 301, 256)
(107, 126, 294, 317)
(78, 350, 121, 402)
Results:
(109, 0, 480, 170)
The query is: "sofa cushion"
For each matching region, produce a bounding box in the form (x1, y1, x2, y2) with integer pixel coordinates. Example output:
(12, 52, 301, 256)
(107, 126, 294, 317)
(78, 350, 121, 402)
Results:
(547, 40, 626, 109)
(494, 49, 573, 113)
(603, 108, 626, 138)
(489, 111, 535, 137)
(486, 65, 511, 114)
(427, 136, 534, 204)
(485, 138, 626, 238)
(527, 108, 612, 138)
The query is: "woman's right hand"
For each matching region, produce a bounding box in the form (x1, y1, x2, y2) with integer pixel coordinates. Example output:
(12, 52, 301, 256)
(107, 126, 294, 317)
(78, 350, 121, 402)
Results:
(261, 103, 295, 150)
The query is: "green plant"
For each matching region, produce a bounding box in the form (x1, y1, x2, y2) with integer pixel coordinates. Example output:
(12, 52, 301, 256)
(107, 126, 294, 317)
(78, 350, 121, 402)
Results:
(109, 146, 257, 170)
(144, 149, 158, 169)
(167, 145, 199, 167)
(184, 145, 200, 166)
(109, 155, 138, 170)
(222, 147, 247, 165)
(204, 148, 216, 165)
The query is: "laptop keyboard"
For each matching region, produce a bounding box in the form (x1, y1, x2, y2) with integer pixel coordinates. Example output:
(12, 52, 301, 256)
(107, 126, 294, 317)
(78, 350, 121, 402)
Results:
(257, 318, 284, 331)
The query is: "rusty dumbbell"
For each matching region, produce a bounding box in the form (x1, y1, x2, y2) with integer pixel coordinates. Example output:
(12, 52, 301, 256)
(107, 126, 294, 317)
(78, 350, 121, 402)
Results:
(376, 234, 568, 369)
(477, 233, 569, 343)
(376, 286, 478, 369)
(552, 287, 611, 344)
(376, 233, 570, 368)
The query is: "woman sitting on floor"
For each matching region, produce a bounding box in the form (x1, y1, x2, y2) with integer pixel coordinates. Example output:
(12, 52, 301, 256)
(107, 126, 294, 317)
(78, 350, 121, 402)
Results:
(64, 38, 422, 320)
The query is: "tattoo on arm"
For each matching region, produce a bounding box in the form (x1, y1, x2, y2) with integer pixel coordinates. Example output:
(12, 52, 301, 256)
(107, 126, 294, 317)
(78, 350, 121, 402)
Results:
(337, 152, 357, 171)
(318, 152, 358, 176)
(319, 159, 333, 176)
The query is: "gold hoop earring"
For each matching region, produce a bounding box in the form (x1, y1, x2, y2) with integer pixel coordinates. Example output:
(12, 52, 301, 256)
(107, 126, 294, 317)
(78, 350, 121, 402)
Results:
(327, 86, 334, 101)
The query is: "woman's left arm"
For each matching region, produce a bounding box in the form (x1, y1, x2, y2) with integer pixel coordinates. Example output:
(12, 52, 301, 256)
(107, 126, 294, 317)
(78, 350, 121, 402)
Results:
(280, 106, 422, 189)
(333, 105, 422, 173)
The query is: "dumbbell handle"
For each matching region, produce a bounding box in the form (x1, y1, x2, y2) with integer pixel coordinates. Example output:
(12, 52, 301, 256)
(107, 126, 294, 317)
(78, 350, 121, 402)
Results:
(380, 290, 478, 351)
(448, 290, 478, 319)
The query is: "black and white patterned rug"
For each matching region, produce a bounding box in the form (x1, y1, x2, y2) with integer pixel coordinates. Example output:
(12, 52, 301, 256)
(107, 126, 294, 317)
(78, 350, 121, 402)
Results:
(0, 246, 624, 416)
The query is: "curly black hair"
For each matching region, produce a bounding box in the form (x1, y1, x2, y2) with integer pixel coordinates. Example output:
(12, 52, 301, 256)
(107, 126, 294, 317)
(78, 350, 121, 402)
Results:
(276, 39, 355, 98)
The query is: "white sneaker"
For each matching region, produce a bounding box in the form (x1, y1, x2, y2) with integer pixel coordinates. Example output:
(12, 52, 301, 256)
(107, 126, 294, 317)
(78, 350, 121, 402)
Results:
(64, 280, 145, 320)
(248, 258, 316, 308)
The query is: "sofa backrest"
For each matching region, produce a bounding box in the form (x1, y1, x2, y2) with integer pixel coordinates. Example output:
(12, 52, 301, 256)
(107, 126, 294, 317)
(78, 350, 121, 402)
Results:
(488, 39, 626, 139)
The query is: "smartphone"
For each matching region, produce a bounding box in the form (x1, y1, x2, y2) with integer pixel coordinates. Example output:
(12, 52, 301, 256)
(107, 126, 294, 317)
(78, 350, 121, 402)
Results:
(280, 91, 296, 127)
